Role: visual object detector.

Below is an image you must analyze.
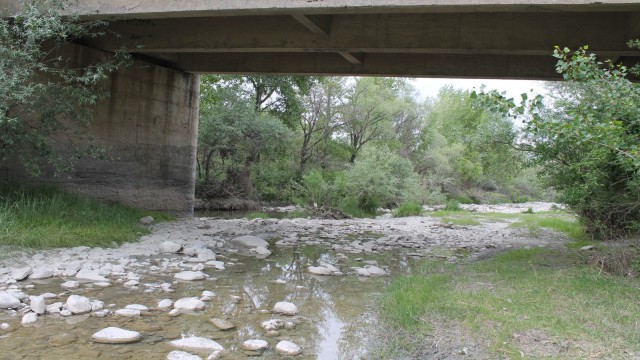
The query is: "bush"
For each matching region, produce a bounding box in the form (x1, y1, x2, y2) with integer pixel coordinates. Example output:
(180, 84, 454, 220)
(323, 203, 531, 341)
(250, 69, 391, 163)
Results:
(444, 200, 462, 211)
(394, 202, 423, 217)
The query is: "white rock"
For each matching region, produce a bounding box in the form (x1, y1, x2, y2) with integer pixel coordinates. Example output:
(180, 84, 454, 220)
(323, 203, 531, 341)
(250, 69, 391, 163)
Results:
(30, 296, 45, 315)
(205, 261, 225, 270)
(66, 295, 92, 314)
(124, 280, 139, 287)
(169, 337, 224, 352)
(41, 292, 57, 299)
(261, 319, 284, 331)
(158, 299, 173, 309)
(0, 323, 9, 330)
(92, 327, 141, 344)
(273, 301, 298, 315)
(160, 241, 182, 254)
(174, 271, 206, 281)
(21, 312, 38, 325)
(201, 290, 215, 297)
(242, 339, 269, 351)
(92, 310, 108, 317)
(75, 269, 108, 282)
(61, 281, 80, 289)
(254, 246, 271, 256)
(168, 309, 181, 317)
(364, 265, 387, 276)
(29, 268, 53, 280)
(229, 235, 268, 249)
(11, 267, 32, 281)
(60, 309, 72, 317)
(91, 300, 104, 312)
(275, 340, 302, 356)
(173, 297, 205, 311)
(0, 291, 21, 309)
(308, 266, 332, 276)
(63, 262, 82, 277)
(191, 263, 205, 271)
(196, 248, 216, 261)
(94, 282, 111, 288)
(139, 216, 154, 225)
(46, 302, 63, 314)
(115, 308, 140, 317)
(356, 268, 370, 276)
(319, 262, 340, 273)
(167, 351, 202, 360)
(125, 304, 148, 311)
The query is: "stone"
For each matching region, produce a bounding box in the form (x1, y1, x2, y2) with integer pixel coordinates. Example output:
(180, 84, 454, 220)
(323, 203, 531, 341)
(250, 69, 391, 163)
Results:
(254, 246, 271, 256)
(94, 282, 112, 288)
(66, 295, 92, 314)
(49, 333, 77, 347)
(30, 268, 53, 280)
(63, 262, 82, 277)
(202, 290, 215, 297)
(275, 340, 302, 356)
(21, 312, 38, 325)
(92, 327, 141, 344)
(196, 248, 216, 261)
(174, 271, 206, 281)
(0, 323, 9, 330)
(11, 267, 32, 281)
(168, 309, 181, 317)
(167, 351, 202, 360)
(229, 235, 268, 249)
(319, 262, 340, 273)
(206, 261, 225, 270)
(30, 296, 46, 315)
(261, 319, 284, 331)
(580, 245, 595, 251)
(60, 309, 72, 317)
(364, 265, 387, 276)
(75, 269, 108, 282)
(41, 293, 57, 299)
(273, 301, 298, 315)
(160, 241, 182, 254)
(242, 339, 269, 351)
(46, 302, 63, 314)
(0, 291, 21, 309)
(139, 216, 155, 225)
(169, 337, 224, 352)
(158, 299, 173, 309)
(125, 304, 149, 311)
(209, 318, 235, 330)
(61, 281, 80, 289)
(174, 297, 205, 311)
(308, 266, 332, 276)
(91, 300, 104, 312)
(284, 321, 296, 329)
(191, 263, 205, 271)
(115, 308, 141, 317)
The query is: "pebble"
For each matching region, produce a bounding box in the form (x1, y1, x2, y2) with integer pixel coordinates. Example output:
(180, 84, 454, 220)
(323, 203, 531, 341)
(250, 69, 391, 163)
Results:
(242, 339, 269, 351)
(275, 340, 302, 356)
(92, 327, 141, 344)
(49, 333, 77, 347)
(209, 318, 235, 330)
(169, 337, 224, 352)
(158, 299, 173, 309)
(273, 301, 298, 315)
(125, 304, 149, 311)
(21, 312, 38, 325)
(139, 216, 155, 225)
(261, 319, 284, 331)
(174, 297, 205, 311)
(0, 323, 9, 330)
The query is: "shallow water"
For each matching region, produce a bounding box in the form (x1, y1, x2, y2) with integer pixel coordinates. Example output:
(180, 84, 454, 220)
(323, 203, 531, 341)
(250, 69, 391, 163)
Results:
(0, 245, 419, 359)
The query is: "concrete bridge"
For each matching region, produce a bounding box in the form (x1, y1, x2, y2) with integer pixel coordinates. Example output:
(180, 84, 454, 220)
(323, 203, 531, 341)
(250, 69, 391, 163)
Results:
(2, 1, 640, 213)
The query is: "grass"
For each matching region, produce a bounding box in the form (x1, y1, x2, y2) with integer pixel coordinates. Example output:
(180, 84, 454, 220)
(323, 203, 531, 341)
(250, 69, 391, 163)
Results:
(393, 201, 422, 217)
(0, 185, 172, 249)
(246, 211, 270, 220)
(377, 248, 640, 359)
(510, 213, 587, 241)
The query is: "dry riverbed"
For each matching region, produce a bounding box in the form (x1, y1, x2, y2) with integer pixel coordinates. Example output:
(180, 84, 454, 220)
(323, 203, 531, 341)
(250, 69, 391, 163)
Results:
(0, 202, 567, 359)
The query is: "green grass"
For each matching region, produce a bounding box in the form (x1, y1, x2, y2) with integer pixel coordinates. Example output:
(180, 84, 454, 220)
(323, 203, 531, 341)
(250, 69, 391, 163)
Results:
(0, 185, 173, 249)
(393, 201, 422, 217)
(444, 199, 462, 211)
(246, 211, 270, 220)
(378, 248, 640, 359)
(510, 213, 586, 241)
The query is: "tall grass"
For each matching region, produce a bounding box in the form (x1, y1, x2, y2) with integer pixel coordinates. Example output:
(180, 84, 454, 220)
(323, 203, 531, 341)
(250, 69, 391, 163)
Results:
(0, 185, 172, 248)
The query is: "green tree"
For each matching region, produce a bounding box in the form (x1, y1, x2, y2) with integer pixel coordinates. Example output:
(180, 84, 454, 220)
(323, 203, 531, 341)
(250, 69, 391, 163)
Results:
(0, 0, 127, 176)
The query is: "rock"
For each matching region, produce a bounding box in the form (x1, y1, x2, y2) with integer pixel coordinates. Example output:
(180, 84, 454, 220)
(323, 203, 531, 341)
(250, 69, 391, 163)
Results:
(66, 295, 92, 314)
(21, 312, 38, 325)
(92, 327, 141, 344)
(580, 245, 595, 251)
(284, 321, 296, 329)
(139, 216, 155, 225)
(308, 266, 332, 276)
(253, 246, 271, 256)
(196, 248, 216, 261)
(63, 262, 81, 277)
(75, 269, 108, 282)
(243, 339, 269, 351)
(94, 282, 111, 288)
(0, 323, 9, 330)
(261, 319, 284, 331)
(169, 337, 224, 352)
(160, 241, 182, 254)
(275, 340, 302, 356)
(319, 263, 340, 273)
(168, 309, 181, 317)
(206, 261, 225, 270)
(61, 281, 80, 289)
(209, 318, 235, 331)
(158, 299, 173, 309)
(364, 265, 387, 276)
(174, 271, 206, 281)
(202, 290, 215, 297)
(49, 333, 77, 347)
(0, 291, 21, 309)
(191, 263, 205, 271)
(125, 304, 149, 311)
(273, 301, 298, 316)
(167, 351, 202, 360)
(229, 235, 268, 249)
(30, 296, 45, 314)
(115, 308, 141, 317)
(11, 267, 32, 281)
(41, 293, 57, 299)
(60, 309, 72, 317)
(174, 297, 205, 311)
(91, 300, 104, 312)
(30, 268, 53, 280)
(46, 302, 63, 314)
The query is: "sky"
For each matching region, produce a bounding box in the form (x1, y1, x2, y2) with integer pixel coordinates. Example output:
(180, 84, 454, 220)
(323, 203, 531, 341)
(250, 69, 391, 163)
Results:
(411, 78, 549, 101)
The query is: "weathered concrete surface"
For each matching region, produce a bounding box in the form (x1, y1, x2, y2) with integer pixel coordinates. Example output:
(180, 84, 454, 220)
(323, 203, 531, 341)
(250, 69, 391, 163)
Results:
(0, 43, 199, 213)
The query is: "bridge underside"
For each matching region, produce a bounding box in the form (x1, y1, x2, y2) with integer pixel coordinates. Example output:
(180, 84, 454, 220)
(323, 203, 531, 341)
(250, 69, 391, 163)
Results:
(78, 2, 640, 79)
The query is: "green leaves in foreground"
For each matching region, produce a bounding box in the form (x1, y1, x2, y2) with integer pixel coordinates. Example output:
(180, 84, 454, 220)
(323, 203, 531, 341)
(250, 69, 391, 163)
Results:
(0, 186, 172, 249)
(379, 248, 640, 358)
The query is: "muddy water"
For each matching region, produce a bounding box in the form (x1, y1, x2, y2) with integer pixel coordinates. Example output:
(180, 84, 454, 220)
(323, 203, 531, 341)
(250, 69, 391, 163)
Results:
(0, 246, 419, 359)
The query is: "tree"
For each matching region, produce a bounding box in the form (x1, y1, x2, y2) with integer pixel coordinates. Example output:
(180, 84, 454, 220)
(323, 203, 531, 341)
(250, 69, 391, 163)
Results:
(0, 0, 127, 176)
(474, 44, 640, 238)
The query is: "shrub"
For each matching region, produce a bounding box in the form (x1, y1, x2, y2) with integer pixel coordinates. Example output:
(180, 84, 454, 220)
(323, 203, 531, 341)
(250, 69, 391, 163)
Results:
(394, 202, 423, 217)
(444, 200, 462, 211)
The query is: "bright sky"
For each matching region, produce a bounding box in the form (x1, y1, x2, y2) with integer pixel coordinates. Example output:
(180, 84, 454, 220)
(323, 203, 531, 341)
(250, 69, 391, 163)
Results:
(412, 78, 548, 101)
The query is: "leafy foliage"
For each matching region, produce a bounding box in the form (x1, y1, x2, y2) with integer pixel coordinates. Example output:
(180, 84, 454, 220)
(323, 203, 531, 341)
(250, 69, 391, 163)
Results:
(0, 0, 127, 176)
